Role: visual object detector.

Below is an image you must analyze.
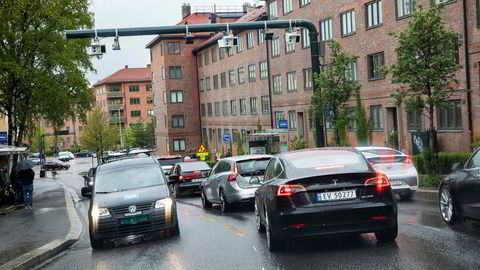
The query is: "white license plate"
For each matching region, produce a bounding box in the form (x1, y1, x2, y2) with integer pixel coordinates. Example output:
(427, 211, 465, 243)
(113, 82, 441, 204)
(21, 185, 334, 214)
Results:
(390, 180, 402, 186)
(317, 190, 356, 202)
(193, 178, 205, 182)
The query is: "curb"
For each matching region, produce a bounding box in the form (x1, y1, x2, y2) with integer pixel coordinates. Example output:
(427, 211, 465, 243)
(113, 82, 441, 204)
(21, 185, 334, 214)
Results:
(415, 188, 439, 202)
(0, 205, 23, 216)
(0, 184, 82, 270)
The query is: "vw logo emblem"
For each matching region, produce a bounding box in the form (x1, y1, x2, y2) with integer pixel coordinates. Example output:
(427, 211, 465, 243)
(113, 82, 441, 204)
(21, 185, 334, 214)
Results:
(332, 179, 339, 186)
(128, 205, 137, 213)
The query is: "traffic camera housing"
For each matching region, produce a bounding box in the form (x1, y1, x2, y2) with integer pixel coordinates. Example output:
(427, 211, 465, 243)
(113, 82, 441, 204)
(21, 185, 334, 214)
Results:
(218, 34, 238, 48)
(285, 31, 301, 45)
(89, 44, 106, 56)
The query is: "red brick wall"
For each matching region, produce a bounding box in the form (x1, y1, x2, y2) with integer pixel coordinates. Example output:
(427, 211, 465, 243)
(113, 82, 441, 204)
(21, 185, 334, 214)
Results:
(123, 81, 154, 124)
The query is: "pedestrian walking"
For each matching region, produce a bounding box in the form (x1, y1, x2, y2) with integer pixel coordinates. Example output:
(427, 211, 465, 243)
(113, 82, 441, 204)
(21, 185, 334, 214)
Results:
(10, 169, 23, 204)
(19, 168, 35, 209)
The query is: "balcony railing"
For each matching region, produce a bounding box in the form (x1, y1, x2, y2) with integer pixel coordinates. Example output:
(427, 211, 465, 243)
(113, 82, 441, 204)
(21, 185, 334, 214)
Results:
(107, 91, 124, 98)
(109, 117, 126, 124)
(108, 104, 124, 110)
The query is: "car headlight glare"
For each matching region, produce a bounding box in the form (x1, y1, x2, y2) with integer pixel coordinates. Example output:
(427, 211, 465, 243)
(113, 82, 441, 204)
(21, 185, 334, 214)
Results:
(155, 198, 173, 209)
(92, 206, 110, 218)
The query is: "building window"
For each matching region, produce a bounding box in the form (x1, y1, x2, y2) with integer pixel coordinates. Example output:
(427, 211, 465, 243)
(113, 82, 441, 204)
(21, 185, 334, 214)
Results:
(438, 100, 462, 130)
(236, 35, 244, 53)
(275, 111, 285, 127)
(240, 98, 247, 115)
(207, 103, 213, 117)
(286, 38, 295, 53)
(213, 74, 219, 89)
(260, 61, 268, 80)
(370, 105, 383, 130)
(220, 72, 227, 88)
(408, 110, 422, 130)
(261, 96, 270, 114)
(250, 97, 258, 114)
(167, 42, 181, 55)
(212, 47, 217, 63)
(169, 66, 182, 79)
(147, 97, 154, 104)
(273, 75, 282, 94)
(248, 64, 256, 82)
(247, 32, 254, 49)
(238, 67, 245, 84)
(130, 98, 140, 105)
(231, 100, 237, 115)
(289, 111, 297, 129)
(147, 84, 153, 91)
(227, 47, 234, 57)
(302, 28, 311, 48)
(229, 70, 236, 86)
(346, 107, 356, 131)
(271, 37, 280, 57)
(222, 101, 228, 116)
(346, 61, 357, 81)
(206, 77, 211, 91)
(173, 139, 186, 152)
(268, 0, 278, 20)
(219, 48, 225, 60)
(283, 0, 293, 14)
(303, 68, 313, 90)
(341, 10, 356, 36)
(170, 90, 183, 103)
(366, 0, 383, 29)
(367, 52, 385, 80)
(287, 72, 297, 92)
(320, 18, 333, 41)
(204, 50, 209, 65)
(199, 78, 205, 92)
(232, 129, 239, 142)
(201, 103, 206, 117)
(396, 0, 416, 18)
(433, 0, 453, 5)
(147, 110, 154, 117)
(202, 128, 207, 143)
(215, 102, 221, 116)
(131, 110, 141, 117)
(258, 30, 265, 45)
(300, 0, 311, 7)
(129, 85, 139, 92)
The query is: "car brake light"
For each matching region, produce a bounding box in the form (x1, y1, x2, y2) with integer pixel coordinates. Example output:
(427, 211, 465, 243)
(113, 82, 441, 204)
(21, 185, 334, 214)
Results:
(228, 167, 239, 182)
(277, 185, 307, 196)
(403, 157, 413, 166)
(179, 175, 183, 181)
(365, 175, 390, 193)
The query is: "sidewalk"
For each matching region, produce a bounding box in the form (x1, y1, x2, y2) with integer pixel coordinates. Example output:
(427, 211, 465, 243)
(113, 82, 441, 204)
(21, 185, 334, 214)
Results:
(0, 179, 70, 266)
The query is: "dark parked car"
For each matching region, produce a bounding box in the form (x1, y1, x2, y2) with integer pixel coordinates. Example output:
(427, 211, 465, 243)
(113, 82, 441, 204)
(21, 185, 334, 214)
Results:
(439, 148, 480, 225)
(43, 160, 70, 170)
(254, 148, 398, 251)
(81, 157, 179, 250)
(157, 155, 183, 175)
(75, 151, 94, 158)
(169, 161, 211, 196)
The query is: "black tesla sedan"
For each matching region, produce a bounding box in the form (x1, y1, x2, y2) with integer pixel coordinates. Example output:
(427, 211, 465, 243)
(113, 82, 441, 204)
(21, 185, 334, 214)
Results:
(81, 157, 179, 250)
(254, 148, 398, 251)
(439, 148, 480, 225)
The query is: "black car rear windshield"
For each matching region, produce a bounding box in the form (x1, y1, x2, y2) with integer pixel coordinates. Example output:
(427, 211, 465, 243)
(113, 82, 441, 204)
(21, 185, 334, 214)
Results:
(236, 158, 270, 176)
(95, 165, 165, 193)
(180, 162, 210, 172)
(158, 158, 183, 166)
(287, 150, 368, 170)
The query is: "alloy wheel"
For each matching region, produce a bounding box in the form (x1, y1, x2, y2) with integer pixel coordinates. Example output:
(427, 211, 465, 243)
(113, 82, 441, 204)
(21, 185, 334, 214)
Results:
(255, 201, 262, 232)
(440, 188, 453, 222)
(265, 208, 271, 248)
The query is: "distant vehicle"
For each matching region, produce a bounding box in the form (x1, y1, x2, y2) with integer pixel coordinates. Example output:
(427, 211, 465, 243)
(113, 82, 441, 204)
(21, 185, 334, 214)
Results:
(58, 151, 74, 162)
(43, 160, 70, 170)
(82, 157, 179, 250)
(357, 146, 418, 200)
(157, 155, 183, 175)
(27, 153, 41, 165)
(168, 161, 211, 196)
(75, 150, 94, 158)
(201, 155, 272, 212)
(439, 148, 480, 225)
(254, 148, 398, 251)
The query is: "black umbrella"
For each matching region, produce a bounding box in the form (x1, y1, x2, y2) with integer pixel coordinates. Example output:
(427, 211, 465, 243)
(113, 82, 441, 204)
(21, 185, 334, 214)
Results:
(15, 160, 36, 171)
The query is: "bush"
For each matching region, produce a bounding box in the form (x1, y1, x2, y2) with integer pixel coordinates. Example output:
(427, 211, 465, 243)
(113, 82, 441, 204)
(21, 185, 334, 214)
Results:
(419, 174, 443, 188)
(413, 151, 471, 175)
(291, 135, 307, 150)
(473, 135, 480, 150)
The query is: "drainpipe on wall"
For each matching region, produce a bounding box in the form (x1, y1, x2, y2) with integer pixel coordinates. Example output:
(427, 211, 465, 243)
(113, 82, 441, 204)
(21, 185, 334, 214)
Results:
(462, 0, 474, 148)
(266, 39, 274, 129)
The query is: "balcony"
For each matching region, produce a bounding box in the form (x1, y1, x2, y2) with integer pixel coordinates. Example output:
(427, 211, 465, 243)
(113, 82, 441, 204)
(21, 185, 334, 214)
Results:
(109, 117, 126, 124)
(108, 104, 125, 110)
(107, 91, 124, 98)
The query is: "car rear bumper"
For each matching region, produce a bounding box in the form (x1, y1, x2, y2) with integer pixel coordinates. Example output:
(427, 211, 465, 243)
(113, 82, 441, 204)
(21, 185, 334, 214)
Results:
(224, 182, 258, 204)
(388, 174, 418, 194)
(269, 202, 397, 239)
(177, 181, 203, 193)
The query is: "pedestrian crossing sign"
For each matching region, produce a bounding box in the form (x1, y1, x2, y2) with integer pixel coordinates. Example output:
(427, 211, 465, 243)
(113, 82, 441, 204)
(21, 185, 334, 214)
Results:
(196, 144, 208, 161)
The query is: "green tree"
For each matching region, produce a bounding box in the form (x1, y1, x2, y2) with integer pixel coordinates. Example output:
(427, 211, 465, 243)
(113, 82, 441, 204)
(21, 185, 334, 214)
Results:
(0, 0, 95, 146)
(30, 128, 52, 153)
(387, 6, 462, 151)
(312, 40, 361, 146)
(131, 121, 155, 149)
(236, 135, 245, 156)
(81, 108, 119, 163)
(121, 126, 135, 152)
(355, 91, 371, 146)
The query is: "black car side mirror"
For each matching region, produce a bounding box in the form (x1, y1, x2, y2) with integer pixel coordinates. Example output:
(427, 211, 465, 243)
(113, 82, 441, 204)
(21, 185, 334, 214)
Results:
(452, 163, 461, 172)
(81, 186, 92, 198)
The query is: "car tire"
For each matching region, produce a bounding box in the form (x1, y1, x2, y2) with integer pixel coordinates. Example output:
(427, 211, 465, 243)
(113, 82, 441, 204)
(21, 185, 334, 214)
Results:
(265, 206, 283, 251)
(173, 184, 181, 198)
(255, 200, 266, 233)
(399, 191, 415, 200)
(201, 189, 212, 209)
(89, 233, 104, 250)
(220, 190, 230, 213)
(170, 218, 180, 237)
(439, 186, 457, 225)
(375, 222, 398, 243)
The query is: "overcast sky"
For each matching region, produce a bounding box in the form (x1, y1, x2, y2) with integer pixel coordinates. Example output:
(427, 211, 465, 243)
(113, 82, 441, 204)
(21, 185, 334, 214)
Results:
(88, 0, 257, 85)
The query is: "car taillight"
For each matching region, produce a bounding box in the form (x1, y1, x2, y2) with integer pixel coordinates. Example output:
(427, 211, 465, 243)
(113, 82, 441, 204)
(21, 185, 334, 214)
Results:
(403, 157, 413, 166)
(277, 185, 307, 196)
(365, 175, 390, 193)
(179, 175, 183, 181)
(228, 172, 239, 182)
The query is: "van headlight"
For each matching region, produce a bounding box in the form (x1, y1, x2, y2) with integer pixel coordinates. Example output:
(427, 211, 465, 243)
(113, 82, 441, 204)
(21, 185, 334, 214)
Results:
(155, 198, 173, 209)
(92, 206, 110, 218)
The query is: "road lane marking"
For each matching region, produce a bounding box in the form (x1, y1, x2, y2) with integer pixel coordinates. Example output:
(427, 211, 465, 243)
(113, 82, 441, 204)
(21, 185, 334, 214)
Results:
(199, 214, 216, 223)
(224, 224, 246, 238)
(408, 223, 441, 232)
(252, 246, 258, 253)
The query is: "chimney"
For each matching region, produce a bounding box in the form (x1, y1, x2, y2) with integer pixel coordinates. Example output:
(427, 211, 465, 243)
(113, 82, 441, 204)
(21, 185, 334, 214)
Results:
(243, 3, 253, 13)
(182, 3, 191, 19)
(125, 65, 128, 69)
(209, 13, 217, 24)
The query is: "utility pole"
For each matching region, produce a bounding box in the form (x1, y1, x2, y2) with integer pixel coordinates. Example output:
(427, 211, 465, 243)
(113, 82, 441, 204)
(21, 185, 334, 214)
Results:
(65, 20, 326, 147)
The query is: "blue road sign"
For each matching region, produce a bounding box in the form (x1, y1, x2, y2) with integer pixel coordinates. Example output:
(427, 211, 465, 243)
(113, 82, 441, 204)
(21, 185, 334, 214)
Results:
(278, 120, 288, 129)
(223, 134, 231, 142)
(0, 132, 7, 144)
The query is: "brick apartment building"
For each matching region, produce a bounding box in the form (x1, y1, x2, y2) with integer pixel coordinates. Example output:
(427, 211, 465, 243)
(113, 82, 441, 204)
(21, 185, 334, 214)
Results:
(149, 1, 480, 156)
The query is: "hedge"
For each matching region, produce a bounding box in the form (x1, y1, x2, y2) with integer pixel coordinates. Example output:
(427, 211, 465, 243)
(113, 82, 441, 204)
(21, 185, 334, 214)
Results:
(413, 152, 471, 175)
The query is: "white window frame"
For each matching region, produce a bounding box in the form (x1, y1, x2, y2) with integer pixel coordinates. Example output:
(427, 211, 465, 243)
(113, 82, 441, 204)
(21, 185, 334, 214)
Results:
(341, 10, 356, 36)
(268, 1, 278, 20)
(366, 0, 383, 29)
(396, 0, 416, 18)
(272, 37, 281, 57)
(283, 0, 293, 14)
(302, 28, 311, 48)
(170, 90, 183, 103)
(247, 32, 254, 49)
(287, 72, 297, 92)
(173, 139, 186, 152)
(273, 75, 283, 94)
(320, 18, 333, 41)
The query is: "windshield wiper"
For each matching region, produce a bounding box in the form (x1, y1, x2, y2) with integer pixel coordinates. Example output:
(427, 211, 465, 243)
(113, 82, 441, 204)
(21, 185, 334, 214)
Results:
(96, 191, 113, 194)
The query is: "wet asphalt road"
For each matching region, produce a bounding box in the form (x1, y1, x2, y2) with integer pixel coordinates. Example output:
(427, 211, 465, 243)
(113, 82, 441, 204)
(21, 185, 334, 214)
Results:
(35, 158, 480, 270)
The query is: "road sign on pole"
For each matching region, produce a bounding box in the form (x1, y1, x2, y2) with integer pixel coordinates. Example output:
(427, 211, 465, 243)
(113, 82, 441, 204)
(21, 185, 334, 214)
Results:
(196, 144, 209, 161)
(223, 134, 231, 143)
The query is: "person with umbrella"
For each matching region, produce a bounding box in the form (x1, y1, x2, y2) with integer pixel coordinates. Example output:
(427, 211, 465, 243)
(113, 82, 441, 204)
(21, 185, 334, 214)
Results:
(15, 160, 36, 209)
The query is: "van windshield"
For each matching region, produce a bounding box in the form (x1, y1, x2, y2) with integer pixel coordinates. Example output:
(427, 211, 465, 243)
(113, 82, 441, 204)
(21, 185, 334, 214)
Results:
(95, 165, 165, 193)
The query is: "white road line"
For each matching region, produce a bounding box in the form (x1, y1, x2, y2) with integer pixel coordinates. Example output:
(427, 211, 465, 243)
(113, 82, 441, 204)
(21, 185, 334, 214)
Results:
(252, 246, 258, 253)
(409, 223, 442, 232)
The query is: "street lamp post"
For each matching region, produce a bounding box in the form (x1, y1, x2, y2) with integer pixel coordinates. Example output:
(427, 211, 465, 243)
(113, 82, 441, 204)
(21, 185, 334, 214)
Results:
(65, 20, 325, 147)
